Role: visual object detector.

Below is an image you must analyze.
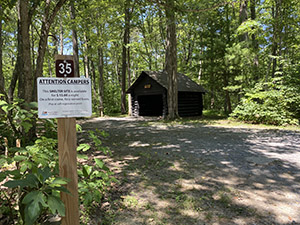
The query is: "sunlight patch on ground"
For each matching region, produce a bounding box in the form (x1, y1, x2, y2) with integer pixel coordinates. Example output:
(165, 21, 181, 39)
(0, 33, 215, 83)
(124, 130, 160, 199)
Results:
(237, 189, 300, 224)
(129, 141, 150, 147)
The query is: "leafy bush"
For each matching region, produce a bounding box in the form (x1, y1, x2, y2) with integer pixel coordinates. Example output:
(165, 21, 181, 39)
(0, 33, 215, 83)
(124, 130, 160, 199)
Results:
(0, 137, 67, 225)
(77, 129, 117, 216)
(230, 77, 300, 125)
(0, 96, 37, 147)
(1, 98, 117, 224)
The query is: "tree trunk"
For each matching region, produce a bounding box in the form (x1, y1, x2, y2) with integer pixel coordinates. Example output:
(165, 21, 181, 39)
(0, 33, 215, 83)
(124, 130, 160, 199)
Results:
(83, 34, 90, 78)
(32, 0, 67, 101)
(165, 0, 178, 120)
(0, 5, 5, 97)
(97, 46, 104, 117)
(239, 0, 249, 41)
(271, 0, 282, 78)
(127, 36, 132, 116)
(223, 71, 232, 113)
(121, 0, 130, 114)
(18, 0, 32, 103)
(70, 0, 79, 77)
(250, 0, 259, 81)
(59, 12, 64, 55)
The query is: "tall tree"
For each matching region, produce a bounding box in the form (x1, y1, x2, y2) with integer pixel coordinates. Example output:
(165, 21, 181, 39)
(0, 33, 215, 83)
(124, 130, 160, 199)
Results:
(165, 0, 178, 119)
(32, 0, 67, 102)
(121, 0, 130, 114)
(0, 5, 4, 97)
(70, 0, 79, 77)
(97, 45, 104, 117)
(239, 0, 248, 41)
(17, 0, 32, 103)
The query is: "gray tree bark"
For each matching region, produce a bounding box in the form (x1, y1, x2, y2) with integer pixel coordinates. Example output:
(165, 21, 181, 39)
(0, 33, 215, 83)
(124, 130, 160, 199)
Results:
(121, 0, 130, 114)
(165, 0, 178, 120)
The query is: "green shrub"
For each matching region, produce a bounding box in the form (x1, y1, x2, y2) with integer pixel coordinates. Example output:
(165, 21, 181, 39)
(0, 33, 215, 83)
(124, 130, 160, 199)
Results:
(230, 77, 300, 126)
(0, 137, 67, 225)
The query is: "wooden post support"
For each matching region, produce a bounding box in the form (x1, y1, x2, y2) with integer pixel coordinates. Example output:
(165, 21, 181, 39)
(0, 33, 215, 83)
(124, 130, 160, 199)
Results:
(57, 118, 79, 225)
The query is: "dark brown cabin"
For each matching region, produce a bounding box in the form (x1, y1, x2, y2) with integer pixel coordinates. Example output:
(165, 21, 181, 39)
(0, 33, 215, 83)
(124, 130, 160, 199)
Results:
(126, 71, 206, 117)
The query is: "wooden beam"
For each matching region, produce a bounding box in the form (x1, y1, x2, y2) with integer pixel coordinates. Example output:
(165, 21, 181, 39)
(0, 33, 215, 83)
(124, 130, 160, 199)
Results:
(57, 118, 79, 225)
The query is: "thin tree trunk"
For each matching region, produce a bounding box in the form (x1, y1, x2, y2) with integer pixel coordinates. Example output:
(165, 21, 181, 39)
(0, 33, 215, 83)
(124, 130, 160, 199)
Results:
(70, 1, 79, 77)
(121, 0, 130, 114)
(127, 38, 132, 116)
(223, 71, 232, 113)
(59, 13, 64, 55)
(250, 0, 259, 81)
(165, 0, 178, 120)
(32, 0, 67, 101)
(239, 0, 249, 41)
(97, 46, 104, 117)
(83, 34, 90, 78)
(0, 5, 5, 97)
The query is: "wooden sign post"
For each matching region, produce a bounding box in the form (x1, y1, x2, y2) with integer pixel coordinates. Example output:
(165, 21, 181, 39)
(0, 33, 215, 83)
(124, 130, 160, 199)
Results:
(38, 55, 91, 224)
(55, 55, 79, 225)
(57, 118, 79, 225)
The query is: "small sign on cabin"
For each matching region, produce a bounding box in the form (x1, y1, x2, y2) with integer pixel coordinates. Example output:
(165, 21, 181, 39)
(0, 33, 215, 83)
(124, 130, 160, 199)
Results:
(144, 84, 151, 89)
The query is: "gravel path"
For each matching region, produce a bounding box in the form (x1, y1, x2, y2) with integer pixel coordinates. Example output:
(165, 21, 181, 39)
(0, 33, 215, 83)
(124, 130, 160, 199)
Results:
(81, 117, 300, 225)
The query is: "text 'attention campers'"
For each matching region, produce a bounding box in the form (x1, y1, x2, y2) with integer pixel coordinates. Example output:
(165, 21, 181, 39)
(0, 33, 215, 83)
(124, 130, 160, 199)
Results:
(39, 78, 90, 85)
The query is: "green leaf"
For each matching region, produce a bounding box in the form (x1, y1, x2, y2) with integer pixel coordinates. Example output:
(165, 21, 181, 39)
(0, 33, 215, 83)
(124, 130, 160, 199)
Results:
(82, 165, 92, 178)
(4, 174, 38, 189)
(13, 155, 27, 162)
(77, 143, 91, 152)
(38, 167, 52, 183)
(0, 100, 7, 106)
(52, 186, 70, 194)
(22, 191, 46, 206)
(77, 154, 88, 160)
(76, 124, 82, 132)
(23, 191, 47, 225)
(21, 121, 33, 133)
(94, 158, 104, 169)
(0, 172, 7, 183)
(50, 177, 69, 186)
(47, 195, 65, 216)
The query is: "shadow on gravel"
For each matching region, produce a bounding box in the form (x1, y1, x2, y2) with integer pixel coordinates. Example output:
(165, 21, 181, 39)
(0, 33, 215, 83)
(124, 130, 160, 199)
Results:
(80, 117, 300, 225)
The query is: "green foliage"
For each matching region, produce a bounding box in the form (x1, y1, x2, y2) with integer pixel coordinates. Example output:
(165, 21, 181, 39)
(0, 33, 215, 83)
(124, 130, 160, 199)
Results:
(1, 126, 117, 224)
(0, 97, 37, 145)
(0, 136, 66, 225)
(77, 129, 117, 214)
(230, 77, 300, 126)
(3, 167, 68, 225)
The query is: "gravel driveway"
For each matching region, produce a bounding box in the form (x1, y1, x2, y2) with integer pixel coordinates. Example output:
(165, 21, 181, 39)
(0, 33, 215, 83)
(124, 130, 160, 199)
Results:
(81, 117, 300, 225)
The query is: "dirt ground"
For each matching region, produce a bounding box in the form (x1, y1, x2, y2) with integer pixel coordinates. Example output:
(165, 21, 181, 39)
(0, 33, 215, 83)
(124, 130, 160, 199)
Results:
(79, 117, 300, 225)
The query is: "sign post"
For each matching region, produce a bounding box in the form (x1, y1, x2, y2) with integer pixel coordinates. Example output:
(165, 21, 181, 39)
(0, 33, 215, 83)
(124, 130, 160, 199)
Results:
(37, 55, 92, 225)
(57, 117, 78, 225)
(55, 55, 79, 225)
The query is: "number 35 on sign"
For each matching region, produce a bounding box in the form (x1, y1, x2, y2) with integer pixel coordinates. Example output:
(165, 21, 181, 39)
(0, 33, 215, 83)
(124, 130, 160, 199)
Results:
(55, 55, 75, 78)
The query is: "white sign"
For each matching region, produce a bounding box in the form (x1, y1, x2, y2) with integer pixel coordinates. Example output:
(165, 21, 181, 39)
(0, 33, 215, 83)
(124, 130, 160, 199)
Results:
(37, 77, 92, 118)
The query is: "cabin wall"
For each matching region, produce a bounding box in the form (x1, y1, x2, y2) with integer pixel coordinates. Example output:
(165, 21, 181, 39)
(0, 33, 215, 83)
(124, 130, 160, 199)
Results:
(178, 92, 203, 117)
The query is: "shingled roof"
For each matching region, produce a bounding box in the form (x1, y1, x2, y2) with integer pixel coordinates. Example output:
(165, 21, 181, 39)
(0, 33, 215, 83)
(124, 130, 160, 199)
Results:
(127, 71, 206, 93)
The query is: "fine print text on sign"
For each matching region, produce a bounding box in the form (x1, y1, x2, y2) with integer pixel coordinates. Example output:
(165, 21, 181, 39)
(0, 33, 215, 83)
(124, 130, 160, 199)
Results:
(37, 77, 92, 118)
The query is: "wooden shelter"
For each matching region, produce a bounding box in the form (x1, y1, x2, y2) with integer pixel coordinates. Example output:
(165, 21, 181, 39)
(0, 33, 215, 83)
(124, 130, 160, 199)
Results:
(126, 71, 206, 117)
